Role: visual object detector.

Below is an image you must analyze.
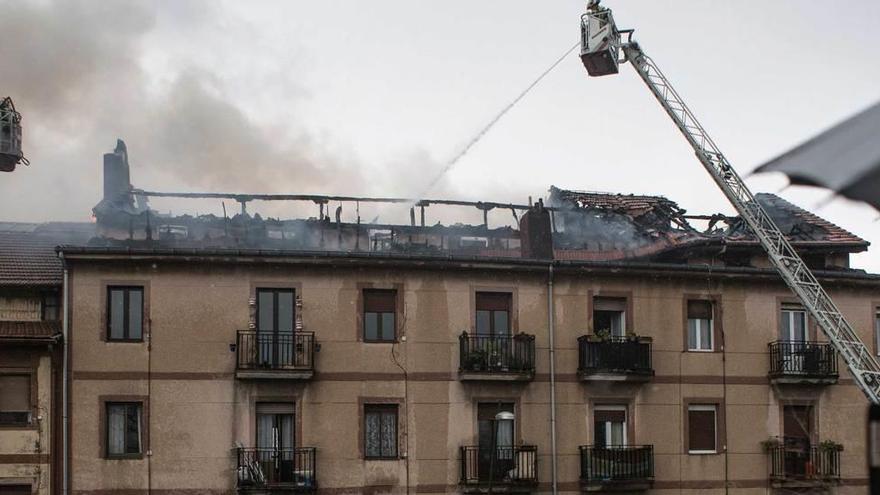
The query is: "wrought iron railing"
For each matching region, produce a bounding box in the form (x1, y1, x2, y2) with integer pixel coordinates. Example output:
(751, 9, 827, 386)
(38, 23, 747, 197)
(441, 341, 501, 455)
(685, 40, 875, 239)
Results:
(236, 331, 315, 371)
(459, 333, 535, 374)
(578, 336, 653, 375)
(237, 447, 316, 490)
(459, 445, 538, 486)
(769, 443, 840, 482)
(579, 445, 654, 483)
(768, 341, 837, 379)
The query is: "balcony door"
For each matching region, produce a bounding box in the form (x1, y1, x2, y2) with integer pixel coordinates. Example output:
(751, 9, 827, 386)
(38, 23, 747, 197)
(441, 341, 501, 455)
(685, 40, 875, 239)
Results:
(782, 405, 813, 478)
(477, 402, 515, 482)
(257, 403, 296, 483)
(475, 292, 511, 337)
(780, 305, 809, 373)
(781, 305, 807, 342)
(257, 289, 295, 367)
(594, 405, 627, 447)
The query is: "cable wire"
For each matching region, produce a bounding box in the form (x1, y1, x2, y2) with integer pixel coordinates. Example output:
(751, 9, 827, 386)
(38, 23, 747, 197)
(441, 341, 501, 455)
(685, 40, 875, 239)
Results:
(420, 41, 580, 195)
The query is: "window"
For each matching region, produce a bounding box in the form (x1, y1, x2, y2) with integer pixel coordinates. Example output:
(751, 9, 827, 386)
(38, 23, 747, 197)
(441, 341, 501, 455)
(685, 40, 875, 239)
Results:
(0, 374, 31, 426)
(781, 304, 807, 342)
(475, 292, 511, 336)
(42, 291, 60, 321)
(106, 402, 143, 457)
(363, 289, 396, 342)
(875, 307, 879, 356)
(593, 297, 626, 337)
(256, 289, 295, 366)
(0, 485, 32, 495)
(364, 404, 398, 459)
(687, 404, 717, 454)
(107, 286, 144, 341)
(594, 405, 627, 447)
(687, 300, 713, 351)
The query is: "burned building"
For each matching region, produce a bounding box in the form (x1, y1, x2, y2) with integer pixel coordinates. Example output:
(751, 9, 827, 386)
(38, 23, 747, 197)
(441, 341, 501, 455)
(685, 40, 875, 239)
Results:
(38, 142, 880, 494)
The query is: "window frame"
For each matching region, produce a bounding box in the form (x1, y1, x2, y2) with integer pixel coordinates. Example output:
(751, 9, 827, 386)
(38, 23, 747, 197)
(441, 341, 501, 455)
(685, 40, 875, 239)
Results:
(104, 401, 144, 459)
(363, 403, 399, 460)
(475, 291, 512, 337)
(781, 305, 808, 342)
(0, 371, 34, 428)
(687, 316, 714, 352)
(593, 404, 628, 448)
(362, 289, 397, 343)
(875, 306, 880, 356)
(41, 290, 60, 322)
(106, 286, 145, 342)
(687, 404, 718, 454)
(683, 296, 721, 353)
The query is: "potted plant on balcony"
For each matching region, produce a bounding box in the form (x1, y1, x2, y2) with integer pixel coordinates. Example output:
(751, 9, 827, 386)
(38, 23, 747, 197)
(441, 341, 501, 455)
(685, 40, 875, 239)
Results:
(465, 349, 488, 371)
(760, 437, 782, 452)
(818, 440, 844, 452)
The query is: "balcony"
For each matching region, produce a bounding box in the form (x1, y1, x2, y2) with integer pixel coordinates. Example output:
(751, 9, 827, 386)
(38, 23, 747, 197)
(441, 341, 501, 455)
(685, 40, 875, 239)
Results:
(459, 333, 535, 381)
(459, 445, 538, 493)
(769, 441, 841, 489)
(579, 445, 653, 492)
(237, 447, 316, 492)
(577, 336, 653, 383)
(236, 331, 316, 380)
(768, 341, 837, 385)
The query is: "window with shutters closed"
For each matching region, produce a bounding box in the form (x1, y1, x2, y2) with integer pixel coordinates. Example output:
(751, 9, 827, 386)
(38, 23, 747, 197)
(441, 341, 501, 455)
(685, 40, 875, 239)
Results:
(363, 289, 396, 342)
(0, 373, 31, 426)
(687, 300, 714, 351)
(687, 404, 717, 454)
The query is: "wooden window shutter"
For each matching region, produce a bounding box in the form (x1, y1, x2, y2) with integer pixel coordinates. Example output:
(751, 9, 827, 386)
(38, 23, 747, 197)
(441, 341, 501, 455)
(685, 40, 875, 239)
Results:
(594, 408, 626, 423)
(0, 375, 30, 411)
(688, 406, 716, 451)
(475, 292, 511, 312)
(687, 300, 713, 320)
(364, 290, 396, 313)
(594, 297, 626, 312)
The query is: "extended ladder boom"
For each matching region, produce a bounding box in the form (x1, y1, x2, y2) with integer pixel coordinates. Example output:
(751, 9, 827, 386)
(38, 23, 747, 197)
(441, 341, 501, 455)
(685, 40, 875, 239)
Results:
(620, 40, 880, 403)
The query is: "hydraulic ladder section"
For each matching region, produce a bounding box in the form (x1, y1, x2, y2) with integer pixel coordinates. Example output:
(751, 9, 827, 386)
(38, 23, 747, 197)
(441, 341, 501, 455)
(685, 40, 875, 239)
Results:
(621, 41, 880, 403)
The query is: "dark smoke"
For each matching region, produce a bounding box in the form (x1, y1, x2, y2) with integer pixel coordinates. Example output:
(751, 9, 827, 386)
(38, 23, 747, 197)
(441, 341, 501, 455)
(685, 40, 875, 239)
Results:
(0, 0, 370, 222)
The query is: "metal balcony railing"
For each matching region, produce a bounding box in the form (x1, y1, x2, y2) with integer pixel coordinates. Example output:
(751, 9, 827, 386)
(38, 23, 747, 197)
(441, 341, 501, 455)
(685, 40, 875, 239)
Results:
(237, 447, 316, 491)
(768, 341, 837, 379)
(578, 336, 653, 376)
(459, 333, 535, 374)
(579, 445, 654, 484)
(769, 443, 840, 482)
(236, 331, 315, 371)
(459, 445, 538, 486)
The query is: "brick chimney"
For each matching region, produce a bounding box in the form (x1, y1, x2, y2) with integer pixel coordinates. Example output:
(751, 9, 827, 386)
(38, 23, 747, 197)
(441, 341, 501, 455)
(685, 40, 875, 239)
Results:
(519, 199, 554, 260)
(103, 139, 131, 205)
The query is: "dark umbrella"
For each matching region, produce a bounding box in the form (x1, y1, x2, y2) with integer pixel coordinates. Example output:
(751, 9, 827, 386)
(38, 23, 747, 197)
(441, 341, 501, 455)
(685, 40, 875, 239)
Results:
(754, 101, 880, 211)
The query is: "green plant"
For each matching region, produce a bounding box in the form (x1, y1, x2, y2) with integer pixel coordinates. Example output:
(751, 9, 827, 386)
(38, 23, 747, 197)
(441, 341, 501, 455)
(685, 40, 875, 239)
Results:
(818, 440, 844, 452)
(760, 438, 781, 452)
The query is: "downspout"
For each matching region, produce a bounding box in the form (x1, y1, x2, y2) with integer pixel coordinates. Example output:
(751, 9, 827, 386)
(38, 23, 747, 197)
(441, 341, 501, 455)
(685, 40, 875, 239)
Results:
(547, 263, 558, 494)
(60, 253, 69, 495)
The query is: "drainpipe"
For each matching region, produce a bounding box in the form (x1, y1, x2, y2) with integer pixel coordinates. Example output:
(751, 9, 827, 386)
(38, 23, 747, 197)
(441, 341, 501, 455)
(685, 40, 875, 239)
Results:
(60, 253, 69, 495)
(547, 264, 558, 494)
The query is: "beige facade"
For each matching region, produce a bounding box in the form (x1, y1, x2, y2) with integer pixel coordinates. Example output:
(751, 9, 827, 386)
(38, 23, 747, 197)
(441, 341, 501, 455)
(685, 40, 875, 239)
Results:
(61, 251, 879, 494)
(0, 289, 61, 495)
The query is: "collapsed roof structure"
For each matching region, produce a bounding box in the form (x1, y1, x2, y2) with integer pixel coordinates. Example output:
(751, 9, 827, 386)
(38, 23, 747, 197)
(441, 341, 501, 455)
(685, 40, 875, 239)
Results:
(82, 140, 870, 271)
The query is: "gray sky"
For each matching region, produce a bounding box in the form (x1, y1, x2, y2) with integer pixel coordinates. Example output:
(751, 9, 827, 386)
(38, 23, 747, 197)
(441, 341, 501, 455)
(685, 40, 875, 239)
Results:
(2, 0, 879, 271)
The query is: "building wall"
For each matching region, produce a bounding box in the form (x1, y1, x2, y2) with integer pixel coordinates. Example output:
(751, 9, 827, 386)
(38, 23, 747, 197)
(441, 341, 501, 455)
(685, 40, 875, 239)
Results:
(0, 347, 55, 495)
(67, 259, 878, 494)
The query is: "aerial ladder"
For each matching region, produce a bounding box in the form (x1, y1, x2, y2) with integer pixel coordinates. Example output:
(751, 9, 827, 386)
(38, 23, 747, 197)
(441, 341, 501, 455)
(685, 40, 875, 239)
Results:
(580, 1, 880, 403)
(0, 96, 27, 172)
